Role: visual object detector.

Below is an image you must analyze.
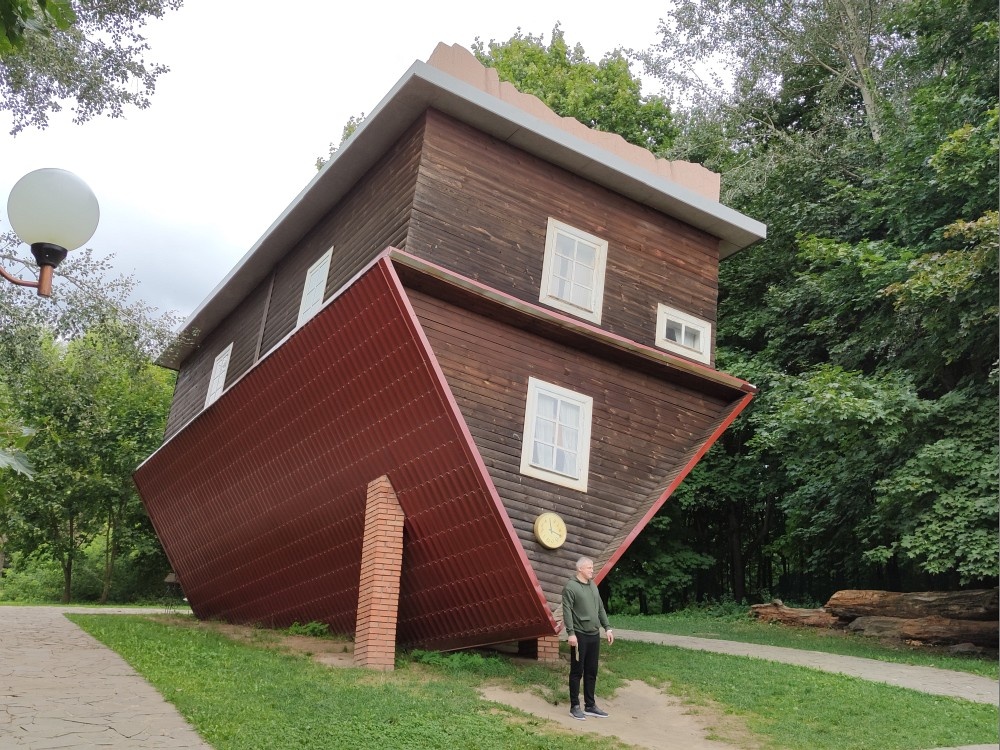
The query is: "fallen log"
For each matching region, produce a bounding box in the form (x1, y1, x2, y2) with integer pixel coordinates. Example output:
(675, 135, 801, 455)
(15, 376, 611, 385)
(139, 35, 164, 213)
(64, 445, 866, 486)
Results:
(847, 615, 999, 648)
(750, 601, 842, 628)
(826, 589, 999, 621)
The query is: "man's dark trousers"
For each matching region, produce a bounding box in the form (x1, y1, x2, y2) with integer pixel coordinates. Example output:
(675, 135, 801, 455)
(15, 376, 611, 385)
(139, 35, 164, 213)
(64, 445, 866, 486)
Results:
(569, 632, 601, 709)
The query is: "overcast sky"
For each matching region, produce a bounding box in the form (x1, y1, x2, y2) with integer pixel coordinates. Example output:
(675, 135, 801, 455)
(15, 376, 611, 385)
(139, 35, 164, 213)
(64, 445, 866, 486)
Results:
(1, 3, 668, 320)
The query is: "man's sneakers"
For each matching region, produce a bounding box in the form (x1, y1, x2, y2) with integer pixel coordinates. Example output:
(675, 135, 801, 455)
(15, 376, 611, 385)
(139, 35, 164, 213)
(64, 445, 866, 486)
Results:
(570, 704, 609, 720)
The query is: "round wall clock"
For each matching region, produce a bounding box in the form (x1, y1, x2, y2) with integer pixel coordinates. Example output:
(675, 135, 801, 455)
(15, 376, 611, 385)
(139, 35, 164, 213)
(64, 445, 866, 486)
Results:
(533, 511, 567, 549)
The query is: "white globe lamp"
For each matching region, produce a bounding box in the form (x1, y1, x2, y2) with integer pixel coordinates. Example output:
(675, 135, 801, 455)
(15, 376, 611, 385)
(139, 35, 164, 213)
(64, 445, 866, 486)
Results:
(3, 168, 100, 297)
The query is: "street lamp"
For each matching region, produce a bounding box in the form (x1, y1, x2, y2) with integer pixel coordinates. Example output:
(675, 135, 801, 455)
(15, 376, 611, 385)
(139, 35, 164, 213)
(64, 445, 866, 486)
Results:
(2, 168, 100, 297)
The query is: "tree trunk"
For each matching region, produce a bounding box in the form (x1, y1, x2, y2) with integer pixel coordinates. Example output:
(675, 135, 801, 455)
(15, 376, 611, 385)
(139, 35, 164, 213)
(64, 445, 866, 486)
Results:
(61, 556, 72, 604)
(826, 589, 999, 621)
(61, 516, 74, 603)
(847, 615, 999, 648)
(750, 601, 842, 628)
(100, 520, 113, 605)
(728, 504, 745, 603)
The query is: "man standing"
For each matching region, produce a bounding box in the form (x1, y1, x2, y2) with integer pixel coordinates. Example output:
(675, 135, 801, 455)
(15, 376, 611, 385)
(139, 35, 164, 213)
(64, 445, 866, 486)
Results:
(561, 556, 614, 720)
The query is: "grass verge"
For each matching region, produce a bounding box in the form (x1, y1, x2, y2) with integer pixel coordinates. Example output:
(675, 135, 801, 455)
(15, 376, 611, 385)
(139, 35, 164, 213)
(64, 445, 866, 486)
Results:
(70, 614, 998, 750)
(600, 640, 998, 750)
(69, 615, 625, 750)
(612, 610, 999, 679)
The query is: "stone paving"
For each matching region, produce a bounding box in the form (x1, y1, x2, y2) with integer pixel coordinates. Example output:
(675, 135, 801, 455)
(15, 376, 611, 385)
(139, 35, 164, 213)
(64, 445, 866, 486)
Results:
(1, 607, 211, 749)
(0, 607, 996, 749)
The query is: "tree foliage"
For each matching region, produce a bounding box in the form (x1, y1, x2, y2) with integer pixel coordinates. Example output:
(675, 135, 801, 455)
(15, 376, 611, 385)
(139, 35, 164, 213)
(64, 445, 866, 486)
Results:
(0, 0, 182, 134)
(473, 25, 677, 154)
(0, 249, 176, 602)
(609, 0, 999, 606)
(0, 0, 75, 54)
(476, 13, 996, 607)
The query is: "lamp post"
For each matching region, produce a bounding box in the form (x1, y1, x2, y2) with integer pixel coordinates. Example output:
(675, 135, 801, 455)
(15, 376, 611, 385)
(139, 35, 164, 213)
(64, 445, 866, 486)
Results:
(2, 168, 100, 297)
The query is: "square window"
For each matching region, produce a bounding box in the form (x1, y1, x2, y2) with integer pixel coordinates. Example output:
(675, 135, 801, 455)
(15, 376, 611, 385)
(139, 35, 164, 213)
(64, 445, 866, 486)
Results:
(297, 247, 333, 327)
(655, 304, 712, 364)
(539, 218, 608, 324)
(520, 377, 593, 492)
(204, 343, 233, 408)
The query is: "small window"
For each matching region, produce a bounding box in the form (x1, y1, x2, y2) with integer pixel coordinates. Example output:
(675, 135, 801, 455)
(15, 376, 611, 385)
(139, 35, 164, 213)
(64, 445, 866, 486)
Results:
(539, 218, 608, 324)
(205, 343, 233, 408)
(519, 377, 593, 492)
(655, 304, 712, 364)
(297, 247, 333, 327)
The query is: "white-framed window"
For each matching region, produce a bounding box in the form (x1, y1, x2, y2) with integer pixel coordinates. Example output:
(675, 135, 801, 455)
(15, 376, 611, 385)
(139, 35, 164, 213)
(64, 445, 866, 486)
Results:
(204, 342, 233, 408)
(297, 247, 333, 327)
(655, 303, 712, 364)
(519, 377, 593, 492)
(539, 218, 608, 324)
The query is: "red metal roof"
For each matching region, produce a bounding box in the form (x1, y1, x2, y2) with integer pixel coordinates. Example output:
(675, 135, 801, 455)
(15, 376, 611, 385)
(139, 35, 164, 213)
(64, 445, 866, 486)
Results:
(136, 256, 555, 651)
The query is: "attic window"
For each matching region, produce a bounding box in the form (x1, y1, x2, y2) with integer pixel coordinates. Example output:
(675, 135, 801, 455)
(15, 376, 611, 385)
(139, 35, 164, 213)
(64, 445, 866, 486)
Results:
(519, 377, 593, 492)
(539, 218, 608, 324)
(297, 247, 333, 327)
(655, 304, 712, 364)
(204, 342, 233, 408)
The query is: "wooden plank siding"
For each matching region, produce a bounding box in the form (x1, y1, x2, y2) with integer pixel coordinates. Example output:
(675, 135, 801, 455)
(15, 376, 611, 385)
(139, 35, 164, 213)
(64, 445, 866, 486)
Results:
(164, 107, 725, 471)
(407, 289, 735, 612)
(405, 110, 721, 357)
(257, 118, 426, 354)
(163, 119, 427, 438)
(163, 279, 271, 439)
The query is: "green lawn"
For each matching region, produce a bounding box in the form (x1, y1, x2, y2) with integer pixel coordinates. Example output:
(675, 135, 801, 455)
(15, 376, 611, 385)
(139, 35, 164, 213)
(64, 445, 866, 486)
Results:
(612, 610, 999, 679)
(70, 614, 999, 750)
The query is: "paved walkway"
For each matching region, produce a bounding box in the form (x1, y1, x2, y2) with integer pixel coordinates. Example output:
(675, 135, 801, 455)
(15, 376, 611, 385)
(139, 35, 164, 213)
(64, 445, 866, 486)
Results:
(1, 607, 211, 749)
(615, 628, 999, 705)
(0, 607, 996, 749)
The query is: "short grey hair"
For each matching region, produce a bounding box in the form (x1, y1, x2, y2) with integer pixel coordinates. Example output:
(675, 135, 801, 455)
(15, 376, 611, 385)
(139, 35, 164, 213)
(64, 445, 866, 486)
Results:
(576, 556, 593, 571)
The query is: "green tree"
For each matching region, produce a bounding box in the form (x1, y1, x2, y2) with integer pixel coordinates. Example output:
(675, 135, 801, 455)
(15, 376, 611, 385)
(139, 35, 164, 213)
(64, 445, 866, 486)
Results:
(0, 243, 177, 602)
(3, 323, 173, 602)
(0, 0, 182, 134)
(473, 25, 677, 154)
(606, 0, 999, 605)
(0, 381, 33, 476)
(0, 0, 74, 54)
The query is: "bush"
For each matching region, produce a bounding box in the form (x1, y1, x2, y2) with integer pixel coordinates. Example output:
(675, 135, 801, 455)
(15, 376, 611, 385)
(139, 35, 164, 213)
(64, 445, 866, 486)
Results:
(0, 536, 174, 604)
(0, 551, 63, 602)
(287, 621, 330, 637)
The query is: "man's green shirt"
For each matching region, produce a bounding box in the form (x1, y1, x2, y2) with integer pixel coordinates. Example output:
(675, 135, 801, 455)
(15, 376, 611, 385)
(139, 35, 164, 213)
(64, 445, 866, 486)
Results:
(562, 576, 611, 636)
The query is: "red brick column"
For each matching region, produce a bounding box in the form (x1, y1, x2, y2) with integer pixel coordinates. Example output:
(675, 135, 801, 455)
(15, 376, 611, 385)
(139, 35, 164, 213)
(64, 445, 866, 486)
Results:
(536, 634, 561, 663)
(354, 475, 405, 671)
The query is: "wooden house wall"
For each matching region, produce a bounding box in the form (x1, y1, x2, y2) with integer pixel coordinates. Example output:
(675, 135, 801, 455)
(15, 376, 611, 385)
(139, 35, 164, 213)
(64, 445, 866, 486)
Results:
(257, 120, 425, 354)
(407, 289, 732, 611)
(163, 280, 270, 439)
(163, 119, 426, 438)
(406, 110, 721, 356)
(164, 108, 725, 450)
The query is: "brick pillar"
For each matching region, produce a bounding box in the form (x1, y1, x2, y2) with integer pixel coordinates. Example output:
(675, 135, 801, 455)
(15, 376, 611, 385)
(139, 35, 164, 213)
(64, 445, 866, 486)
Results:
(517, 635, 562, 662)
(536, 634, 561, 663)
(354, 475, 405, 671)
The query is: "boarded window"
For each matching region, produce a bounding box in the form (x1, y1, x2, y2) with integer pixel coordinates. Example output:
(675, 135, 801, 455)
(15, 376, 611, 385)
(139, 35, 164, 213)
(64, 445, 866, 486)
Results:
(297, 247, 333, 327)
(205, 343, 234, 408)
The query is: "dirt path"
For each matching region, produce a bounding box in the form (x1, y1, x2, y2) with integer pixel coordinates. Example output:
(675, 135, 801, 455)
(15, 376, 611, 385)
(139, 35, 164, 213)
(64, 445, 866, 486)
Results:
(480, 680, 756, 750)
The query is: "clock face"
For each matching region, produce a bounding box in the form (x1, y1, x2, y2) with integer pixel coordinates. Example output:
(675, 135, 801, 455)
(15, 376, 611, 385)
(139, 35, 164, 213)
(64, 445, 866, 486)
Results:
(533, 512, 567, 549)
